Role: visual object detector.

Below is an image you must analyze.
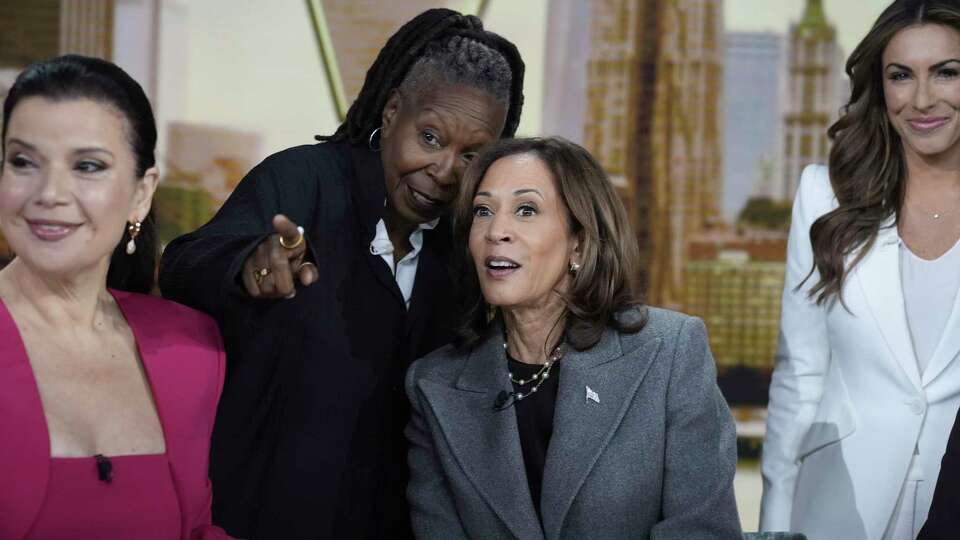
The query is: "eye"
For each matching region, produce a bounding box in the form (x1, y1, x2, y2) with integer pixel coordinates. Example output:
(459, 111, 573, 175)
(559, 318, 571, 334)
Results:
(8, 154, 34, 169)
(938, 67, 959, 79)
(472, 204, 492, 218)
(516, 204, 538, 217)
(421, 130, 441, 148)
(461, 151, 479, 164)
(888, 71, 910, 82)
(75, 159, 106, 174)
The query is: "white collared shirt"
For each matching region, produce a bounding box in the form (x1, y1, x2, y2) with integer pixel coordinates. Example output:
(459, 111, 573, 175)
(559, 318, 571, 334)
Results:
(368, 216, 438, 307)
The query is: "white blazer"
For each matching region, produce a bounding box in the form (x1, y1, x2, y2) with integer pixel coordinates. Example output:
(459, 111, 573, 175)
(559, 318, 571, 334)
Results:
(760, 164, 960, 540)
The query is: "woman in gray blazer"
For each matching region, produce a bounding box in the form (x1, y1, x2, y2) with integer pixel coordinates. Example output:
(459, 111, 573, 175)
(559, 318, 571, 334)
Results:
(405, 137, 742, 540)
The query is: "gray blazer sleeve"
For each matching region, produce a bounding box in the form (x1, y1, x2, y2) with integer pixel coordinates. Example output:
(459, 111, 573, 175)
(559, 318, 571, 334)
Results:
(405, 361, 471, 539)
(651, 317, 742, 540)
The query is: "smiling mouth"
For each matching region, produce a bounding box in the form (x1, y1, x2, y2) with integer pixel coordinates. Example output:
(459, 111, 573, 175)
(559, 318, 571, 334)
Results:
(408, 185, 444, 208)
(907, 117, 950, 133)
(26, 219, 82, 241)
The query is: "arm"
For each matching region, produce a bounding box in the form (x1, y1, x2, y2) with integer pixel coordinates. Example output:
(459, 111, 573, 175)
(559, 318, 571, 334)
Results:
(405, 362, 471, 540)
(158, 145, 328, 320)
(650, 317, 742, 540)
(759, 164, 833, 531)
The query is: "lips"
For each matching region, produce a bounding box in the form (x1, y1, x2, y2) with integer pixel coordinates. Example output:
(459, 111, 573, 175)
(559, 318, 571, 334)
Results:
(484, 256, 521, 278)
(26, 219, 82, 242)
(907, 116, 950, 134)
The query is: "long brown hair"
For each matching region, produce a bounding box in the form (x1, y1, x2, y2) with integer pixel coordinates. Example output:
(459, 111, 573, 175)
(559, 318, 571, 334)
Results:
(808, 0, 960, 303)
(452, 137, 645, 351)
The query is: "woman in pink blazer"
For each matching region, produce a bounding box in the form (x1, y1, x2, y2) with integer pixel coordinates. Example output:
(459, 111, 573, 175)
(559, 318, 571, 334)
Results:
(0, 55, 231, 539)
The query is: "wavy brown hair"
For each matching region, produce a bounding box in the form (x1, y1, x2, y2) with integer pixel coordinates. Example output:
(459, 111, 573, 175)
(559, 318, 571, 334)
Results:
(452, 137, 645, 351)
(808, 0, 960, 304)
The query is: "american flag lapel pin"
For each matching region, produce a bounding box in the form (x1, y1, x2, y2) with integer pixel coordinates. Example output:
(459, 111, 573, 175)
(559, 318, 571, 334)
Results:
(585, 386, 600, 404)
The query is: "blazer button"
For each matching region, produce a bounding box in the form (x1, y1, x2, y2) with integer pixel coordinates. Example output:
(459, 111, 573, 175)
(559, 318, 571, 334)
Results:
(908, 398, 926, 416)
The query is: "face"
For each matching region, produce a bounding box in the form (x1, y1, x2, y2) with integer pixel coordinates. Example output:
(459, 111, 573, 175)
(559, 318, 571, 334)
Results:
(0, 97, 158, 278)
(884, 24, 960, 163)
(380, 83, 507, 225)
(468, 153, 580, 313)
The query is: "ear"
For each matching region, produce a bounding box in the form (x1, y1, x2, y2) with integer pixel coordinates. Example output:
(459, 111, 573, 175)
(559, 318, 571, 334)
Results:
(130, 166, 159, 223)
(569, 229, 583, 264)
(380, 89, 403, 137)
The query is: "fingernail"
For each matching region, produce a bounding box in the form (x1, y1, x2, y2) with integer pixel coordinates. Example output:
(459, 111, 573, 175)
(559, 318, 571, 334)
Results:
(284, 290, 296, 299)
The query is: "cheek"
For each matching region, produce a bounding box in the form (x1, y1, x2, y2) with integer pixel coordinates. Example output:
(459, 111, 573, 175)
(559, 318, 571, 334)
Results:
(468, 223, 485, 264)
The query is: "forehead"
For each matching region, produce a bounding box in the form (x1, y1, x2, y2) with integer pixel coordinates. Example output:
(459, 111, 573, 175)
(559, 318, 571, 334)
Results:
(884, 23, 960, 65)
(6, 96, 128, 150)
(407, 83, 507, 135)
(478, 152, 557, 194)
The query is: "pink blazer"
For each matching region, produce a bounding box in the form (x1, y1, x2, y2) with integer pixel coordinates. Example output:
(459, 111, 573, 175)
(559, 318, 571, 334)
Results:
(0, 290, 232, 540)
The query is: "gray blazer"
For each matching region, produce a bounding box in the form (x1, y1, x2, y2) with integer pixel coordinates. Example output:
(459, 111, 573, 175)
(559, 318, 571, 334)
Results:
(405, 306, 742, 539)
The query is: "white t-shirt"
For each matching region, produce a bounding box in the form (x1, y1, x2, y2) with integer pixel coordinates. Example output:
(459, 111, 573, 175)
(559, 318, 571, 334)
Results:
(368, 216, 439, 308)
(900, 236, 960, 374)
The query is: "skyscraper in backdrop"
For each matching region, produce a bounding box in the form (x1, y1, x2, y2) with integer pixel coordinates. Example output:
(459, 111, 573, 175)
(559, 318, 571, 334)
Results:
(583, 0, 724, 309)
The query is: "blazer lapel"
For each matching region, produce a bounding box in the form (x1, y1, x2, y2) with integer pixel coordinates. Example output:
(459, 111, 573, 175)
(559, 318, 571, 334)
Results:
(854, 224, 922, 389)
(0, 299, 50, 540)
(416, 330, 544, 540)
(922, 283, 960, 386)
(540, 329, 662, 539)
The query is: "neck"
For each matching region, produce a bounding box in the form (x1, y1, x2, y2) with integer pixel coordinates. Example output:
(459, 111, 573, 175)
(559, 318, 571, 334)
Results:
(383, 204, 416, 253)
(502, 294, 567, 365)
(903, 146, 960, 192)
(0, 258, 113, 330)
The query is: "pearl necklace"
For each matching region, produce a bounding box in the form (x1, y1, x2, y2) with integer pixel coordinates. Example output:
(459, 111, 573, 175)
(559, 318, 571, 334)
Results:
(504, 341, 565, 402)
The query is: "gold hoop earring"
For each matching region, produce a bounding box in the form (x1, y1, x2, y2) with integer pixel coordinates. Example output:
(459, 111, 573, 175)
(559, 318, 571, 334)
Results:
(126, 221, 142, 255)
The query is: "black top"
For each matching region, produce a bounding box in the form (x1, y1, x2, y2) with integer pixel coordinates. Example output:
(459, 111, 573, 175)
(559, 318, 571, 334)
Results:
(918, 404, 960, 540)
(508, 355, 560, 522)
(159, 141, 457, 540)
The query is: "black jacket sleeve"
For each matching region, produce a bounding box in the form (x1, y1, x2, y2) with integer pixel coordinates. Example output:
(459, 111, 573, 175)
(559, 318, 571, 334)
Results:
(158, 143, 346, 320)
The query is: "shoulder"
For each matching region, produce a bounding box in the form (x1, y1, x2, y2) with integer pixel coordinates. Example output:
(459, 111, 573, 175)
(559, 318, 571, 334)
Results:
(618, 306, 707, 358)
(795, 163, 837, 219)
(260, 142, 352, 182)
(112, 291, 222, 357)
(407, 343, 465, 386)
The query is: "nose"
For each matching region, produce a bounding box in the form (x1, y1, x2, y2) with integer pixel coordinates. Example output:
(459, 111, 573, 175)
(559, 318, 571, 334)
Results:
(913, 77, 935, 111)
(484, 211, 512, 244)
(427, 149, 458, 187)
(36, 165, 71, 207)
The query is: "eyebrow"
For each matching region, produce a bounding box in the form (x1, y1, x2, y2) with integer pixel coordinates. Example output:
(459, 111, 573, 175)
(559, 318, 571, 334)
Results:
(6, 137, 37, 151)
(886, 59, 960, 72)
(475, 188, 545, 198)
(73, 147, 114, 157)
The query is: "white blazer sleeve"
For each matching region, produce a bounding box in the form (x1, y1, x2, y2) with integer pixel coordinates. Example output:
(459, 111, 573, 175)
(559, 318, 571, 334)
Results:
(759, 164, 836, 531)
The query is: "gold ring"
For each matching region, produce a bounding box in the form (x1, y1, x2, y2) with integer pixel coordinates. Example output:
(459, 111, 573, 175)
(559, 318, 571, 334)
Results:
(253, 267, 271, 284)
(280, 226, 305, 250)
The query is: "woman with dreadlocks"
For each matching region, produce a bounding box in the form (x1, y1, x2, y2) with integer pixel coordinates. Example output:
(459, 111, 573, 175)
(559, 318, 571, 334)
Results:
(158, 9, 524, 540)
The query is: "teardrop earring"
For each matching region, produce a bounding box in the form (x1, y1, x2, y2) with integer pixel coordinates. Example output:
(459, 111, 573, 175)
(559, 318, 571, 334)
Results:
(126, 221, 142, 255)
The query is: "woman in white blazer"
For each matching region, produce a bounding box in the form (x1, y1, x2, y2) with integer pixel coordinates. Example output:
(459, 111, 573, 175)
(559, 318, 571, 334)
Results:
(760, 2, 960, 539)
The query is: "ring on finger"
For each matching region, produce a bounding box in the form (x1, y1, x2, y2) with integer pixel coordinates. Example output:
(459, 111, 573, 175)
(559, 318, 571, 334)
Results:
(296, 261, 317, 273)
(280, 226, 305, 250)
(253, 267, 271, 284)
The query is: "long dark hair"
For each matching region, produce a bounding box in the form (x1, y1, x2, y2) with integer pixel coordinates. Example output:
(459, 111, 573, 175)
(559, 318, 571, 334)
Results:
(320, 8, 525, 144)
(2, 54, 159, 293)
(809, 0, 960, 303)
(452, 137, 646, 351)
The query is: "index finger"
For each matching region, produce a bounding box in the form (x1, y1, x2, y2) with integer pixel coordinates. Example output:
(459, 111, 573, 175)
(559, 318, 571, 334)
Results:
(272, 214, 303, 245)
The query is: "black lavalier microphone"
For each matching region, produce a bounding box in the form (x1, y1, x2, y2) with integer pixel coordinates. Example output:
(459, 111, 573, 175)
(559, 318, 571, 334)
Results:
(94, 454, 113, 483)
(493, 390, 515, 411)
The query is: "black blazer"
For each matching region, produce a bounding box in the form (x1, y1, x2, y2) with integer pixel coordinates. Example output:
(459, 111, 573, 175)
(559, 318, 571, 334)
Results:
(918, 404, 960, 539)
(159, 141, 457, 539)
